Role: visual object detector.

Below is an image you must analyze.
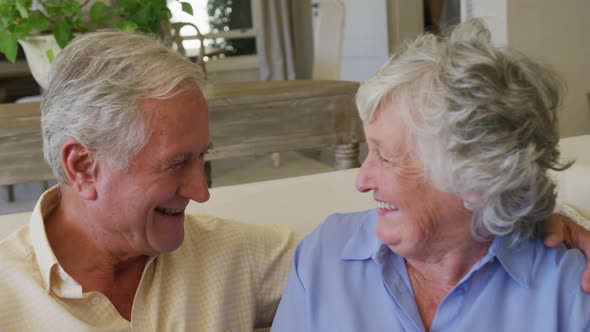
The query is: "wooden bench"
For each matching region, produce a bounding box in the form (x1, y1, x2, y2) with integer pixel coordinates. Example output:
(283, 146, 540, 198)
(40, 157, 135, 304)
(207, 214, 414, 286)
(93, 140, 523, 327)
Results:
(0, 80, 364, 198)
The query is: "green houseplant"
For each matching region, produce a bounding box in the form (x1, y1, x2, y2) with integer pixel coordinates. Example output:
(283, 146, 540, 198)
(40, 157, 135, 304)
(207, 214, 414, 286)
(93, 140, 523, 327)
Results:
(0, 0, 194, 88)
(0, 0, 194, 62)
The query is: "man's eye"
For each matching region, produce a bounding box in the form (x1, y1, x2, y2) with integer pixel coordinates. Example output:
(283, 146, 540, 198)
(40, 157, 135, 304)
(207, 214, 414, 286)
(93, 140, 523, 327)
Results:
(170, 158, 187, 168)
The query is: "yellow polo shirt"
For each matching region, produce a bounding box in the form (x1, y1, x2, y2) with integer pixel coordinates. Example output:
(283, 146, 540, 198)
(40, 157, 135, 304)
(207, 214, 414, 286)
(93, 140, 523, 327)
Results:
(0, 187, 301, 331)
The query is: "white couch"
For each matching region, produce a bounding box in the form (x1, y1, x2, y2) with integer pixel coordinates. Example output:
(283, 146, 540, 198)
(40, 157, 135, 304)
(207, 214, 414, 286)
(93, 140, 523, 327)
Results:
(0, 135, 589, 238)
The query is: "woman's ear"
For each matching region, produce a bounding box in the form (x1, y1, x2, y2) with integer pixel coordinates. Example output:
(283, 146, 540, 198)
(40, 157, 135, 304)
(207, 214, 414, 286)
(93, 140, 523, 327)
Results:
(61, 138, 97, 200)
(463, 191, 483, 211)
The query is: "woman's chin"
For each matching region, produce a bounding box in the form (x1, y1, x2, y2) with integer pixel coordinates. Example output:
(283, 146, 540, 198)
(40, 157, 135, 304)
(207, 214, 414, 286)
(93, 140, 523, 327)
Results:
(375, 221, 424, 257)
(376, 221, 402, 246)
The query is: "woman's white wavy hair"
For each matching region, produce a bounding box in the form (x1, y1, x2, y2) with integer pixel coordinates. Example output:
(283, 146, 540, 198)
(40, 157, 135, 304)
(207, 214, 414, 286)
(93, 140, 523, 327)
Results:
(42, 31, 204, 184)
(356, 19, 571, 245)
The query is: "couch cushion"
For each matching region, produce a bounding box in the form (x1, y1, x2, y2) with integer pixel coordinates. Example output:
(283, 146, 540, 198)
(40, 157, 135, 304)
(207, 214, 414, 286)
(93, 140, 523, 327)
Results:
(186, 168, 372, 235)
(552, 135, 590, 218)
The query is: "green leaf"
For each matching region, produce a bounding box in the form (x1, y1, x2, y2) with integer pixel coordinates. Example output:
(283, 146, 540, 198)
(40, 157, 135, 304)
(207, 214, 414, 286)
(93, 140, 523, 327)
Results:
(180, 1, 194, 16)
(162, 8, 172, 21)
(46, 48, 54, 63)
(113, 21, 139, 32)
(13, 22, 34, 37)
(15, 1, 29, 19)
(53, 21, 74, 49)
(28, 12, 51, 32)
(61, 1, 82, 17)
(89, 2, 115, 25)
(0, 30, 18, 62)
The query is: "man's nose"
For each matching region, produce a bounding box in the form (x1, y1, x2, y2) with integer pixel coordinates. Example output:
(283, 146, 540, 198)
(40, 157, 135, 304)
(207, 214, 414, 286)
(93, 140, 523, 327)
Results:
(179, 161, 210, 203)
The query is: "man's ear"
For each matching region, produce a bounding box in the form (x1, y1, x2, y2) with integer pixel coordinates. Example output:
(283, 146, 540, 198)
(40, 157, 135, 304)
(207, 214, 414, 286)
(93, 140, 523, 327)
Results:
(61, 138, 97, 200)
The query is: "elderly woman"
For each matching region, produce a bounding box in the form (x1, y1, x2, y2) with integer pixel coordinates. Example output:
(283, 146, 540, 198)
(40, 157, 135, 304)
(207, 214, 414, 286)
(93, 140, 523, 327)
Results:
(271, 19, 590, 331)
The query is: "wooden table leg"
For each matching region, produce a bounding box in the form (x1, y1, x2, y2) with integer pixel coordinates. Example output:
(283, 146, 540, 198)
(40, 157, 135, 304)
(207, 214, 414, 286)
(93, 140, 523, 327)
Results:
(334, 143, 360, 170)
(204, 161, 212, 188)
(271, 152, 281, 168)
(6, 185, 15, 203)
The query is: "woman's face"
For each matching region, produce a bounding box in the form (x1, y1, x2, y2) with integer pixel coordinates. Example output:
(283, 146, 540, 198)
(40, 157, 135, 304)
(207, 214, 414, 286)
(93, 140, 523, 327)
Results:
(355, 104, 472, 259)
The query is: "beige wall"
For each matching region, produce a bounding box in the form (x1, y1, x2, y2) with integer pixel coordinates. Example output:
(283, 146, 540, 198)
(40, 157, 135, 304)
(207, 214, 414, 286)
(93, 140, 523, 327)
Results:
(292, 0, 424, 79)
(507, 0, 590, 137)
(292, 0, 314, 79)
(387, 0, 423, 55)
(293, 1, 590, 136)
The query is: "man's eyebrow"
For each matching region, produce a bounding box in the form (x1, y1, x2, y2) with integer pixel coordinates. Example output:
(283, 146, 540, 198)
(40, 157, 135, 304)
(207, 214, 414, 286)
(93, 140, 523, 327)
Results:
(161, 143, 213, 168)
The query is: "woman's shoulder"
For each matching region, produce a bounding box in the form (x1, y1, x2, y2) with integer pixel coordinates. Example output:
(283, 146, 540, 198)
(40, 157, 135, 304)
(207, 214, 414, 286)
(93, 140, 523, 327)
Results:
(303, 209, 376, 244)
(527, 240, 590, 327)
(530, 239, 587, 281)
(293, 210, 378, 267)
(507, 238, 589, 304)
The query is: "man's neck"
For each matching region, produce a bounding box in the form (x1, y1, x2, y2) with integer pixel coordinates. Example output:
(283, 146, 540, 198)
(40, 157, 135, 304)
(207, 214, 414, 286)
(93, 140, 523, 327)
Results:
(44, 188, 147, 320)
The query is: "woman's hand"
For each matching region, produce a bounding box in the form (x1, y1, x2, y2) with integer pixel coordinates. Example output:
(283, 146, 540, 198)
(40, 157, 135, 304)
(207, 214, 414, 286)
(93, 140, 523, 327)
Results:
(545, 213, 590, 292)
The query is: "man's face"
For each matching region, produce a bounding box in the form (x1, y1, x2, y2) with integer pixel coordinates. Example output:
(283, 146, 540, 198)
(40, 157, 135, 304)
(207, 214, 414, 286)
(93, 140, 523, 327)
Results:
(93, 84, 210, 257)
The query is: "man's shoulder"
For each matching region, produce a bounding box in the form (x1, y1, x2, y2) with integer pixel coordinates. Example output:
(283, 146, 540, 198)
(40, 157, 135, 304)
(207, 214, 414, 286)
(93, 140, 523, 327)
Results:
(183, 213, 301, 250)
(186, 212, 294, 234)
(0, 225, 34, 265)
(0, 225, 40, 307)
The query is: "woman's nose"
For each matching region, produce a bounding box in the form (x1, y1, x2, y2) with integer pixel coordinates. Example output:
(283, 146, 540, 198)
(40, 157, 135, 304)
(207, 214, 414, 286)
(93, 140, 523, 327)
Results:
(355, 157, 376, 193)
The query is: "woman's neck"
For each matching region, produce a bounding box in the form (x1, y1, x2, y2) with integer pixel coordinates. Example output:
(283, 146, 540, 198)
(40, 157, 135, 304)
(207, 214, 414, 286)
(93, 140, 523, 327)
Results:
(405, 239, 492, 331)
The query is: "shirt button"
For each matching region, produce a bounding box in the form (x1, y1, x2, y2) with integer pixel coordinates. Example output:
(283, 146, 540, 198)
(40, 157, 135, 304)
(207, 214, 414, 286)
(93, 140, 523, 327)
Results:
(91, 297, 101, 305)
(456, 287, 465, 295)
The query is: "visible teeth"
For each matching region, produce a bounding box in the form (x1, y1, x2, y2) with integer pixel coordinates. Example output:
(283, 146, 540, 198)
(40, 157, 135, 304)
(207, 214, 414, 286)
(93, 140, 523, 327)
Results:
(156, 208, 182, 215)
(377, 201, 398, 210)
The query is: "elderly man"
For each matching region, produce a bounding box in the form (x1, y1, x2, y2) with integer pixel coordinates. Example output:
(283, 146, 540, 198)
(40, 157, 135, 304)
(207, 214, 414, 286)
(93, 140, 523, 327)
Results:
(0, 32, 299, 331)
(0, 31, 588, 331)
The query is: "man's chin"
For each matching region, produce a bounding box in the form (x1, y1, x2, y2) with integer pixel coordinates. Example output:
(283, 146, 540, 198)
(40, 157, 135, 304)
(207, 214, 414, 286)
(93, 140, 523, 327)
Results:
(147, 225, 185, 254)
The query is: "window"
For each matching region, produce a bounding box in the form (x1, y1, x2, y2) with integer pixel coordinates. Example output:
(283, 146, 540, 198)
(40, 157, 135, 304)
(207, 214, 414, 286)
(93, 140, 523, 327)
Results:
(167, 0, 258, 60)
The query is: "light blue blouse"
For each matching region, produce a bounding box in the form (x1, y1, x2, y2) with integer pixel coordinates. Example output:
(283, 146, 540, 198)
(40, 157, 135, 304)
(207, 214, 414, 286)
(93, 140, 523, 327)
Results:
(271, 210, 590, 332)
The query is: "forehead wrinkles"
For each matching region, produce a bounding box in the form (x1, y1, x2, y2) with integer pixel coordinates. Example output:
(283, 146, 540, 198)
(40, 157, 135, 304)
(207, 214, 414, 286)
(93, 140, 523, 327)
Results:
(371, 110, 424, 178)
(370, 106, 411, 157)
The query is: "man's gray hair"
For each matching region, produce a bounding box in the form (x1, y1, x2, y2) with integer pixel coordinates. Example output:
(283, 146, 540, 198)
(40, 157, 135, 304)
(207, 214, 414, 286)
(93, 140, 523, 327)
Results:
(356, 19, 571, 244)
(42, 31, 204, 184)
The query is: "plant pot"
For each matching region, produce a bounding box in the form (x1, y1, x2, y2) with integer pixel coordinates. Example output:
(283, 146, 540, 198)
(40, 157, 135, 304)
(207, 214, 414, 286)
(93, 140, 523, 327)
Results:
(18, 34, 62, 90)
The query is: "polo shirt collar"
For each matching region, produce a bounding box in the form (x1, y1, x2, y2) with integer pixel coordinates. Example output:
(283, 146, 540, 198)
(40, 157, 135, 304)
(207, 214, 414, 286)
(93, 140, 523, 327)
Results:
(341, 210, 383, 261)
(29, 186, 83, 297)
(488, 235, 534, 288)
(339, 209, 534, 288)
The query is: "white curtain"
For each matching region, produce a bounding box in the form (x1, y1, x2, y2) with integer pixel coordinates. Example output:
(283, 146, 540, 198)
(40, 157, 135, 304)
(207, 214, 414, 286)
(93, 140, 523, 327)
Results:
(257, 0, 296, 80)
